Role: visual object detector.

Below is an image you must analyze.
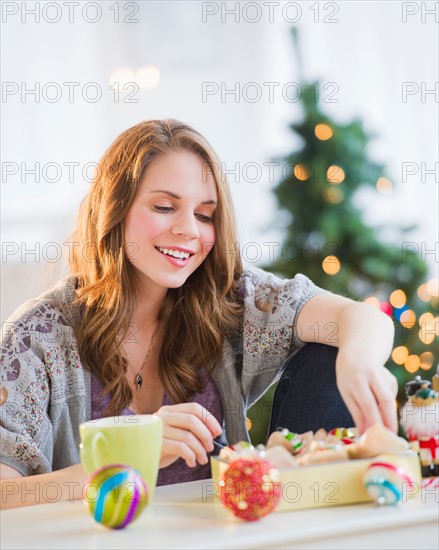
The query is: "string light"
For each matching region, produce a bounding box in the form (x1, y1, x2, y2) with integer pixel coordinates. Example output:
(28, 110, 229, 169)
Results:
(135, 65, 160, 90)
(419, 315, 436, 337)
(379, 302, 392, 316)
(417, 284, 431, 302)
(418, 326, 435, 345)
(419, 312, 434, 326)
(400, 309, 416, 328)
(389, 289, 406, 308)
(315, 124, 333, 140)
(376, 177, 393, 194)
(391, 346, 409, 365)
(427, 278, 439, 297)
(293, 164, 310, 180)
(322, 255, 341, 275)
(323, 188, 344, 203)
(393, 305, 408, 322)
(404, 355, 420, 373)
(327, 165, 345, 184)
(419, 352, 434, 370)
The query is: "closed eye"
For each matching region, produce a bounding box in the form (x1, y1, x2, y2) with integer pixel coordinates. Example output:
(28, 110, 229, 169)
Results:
(153, 206, 173, 213)
(195, 214, 214, 223)
(154, 206, 213, 223)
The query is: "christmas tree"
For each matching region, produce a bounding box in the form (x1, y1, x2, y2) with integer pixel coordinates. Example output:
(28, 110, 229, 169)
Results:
(247, 29, 438, 445)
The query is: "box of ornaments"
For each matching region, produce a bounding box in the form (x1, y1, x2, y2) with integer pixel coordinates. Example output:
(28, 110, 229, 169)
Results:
(211, 371, 439, 520)
(211, 423, 422, 517)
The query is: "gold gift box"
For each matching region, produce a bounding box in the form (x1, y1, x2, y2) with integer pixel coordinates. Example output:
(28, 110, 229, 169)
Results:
(210, 452, 422, 511)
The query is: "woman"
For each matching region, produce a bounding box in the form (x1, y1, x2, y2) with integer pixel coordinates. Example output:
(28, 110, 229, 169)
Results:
(0, 119, 397, 509)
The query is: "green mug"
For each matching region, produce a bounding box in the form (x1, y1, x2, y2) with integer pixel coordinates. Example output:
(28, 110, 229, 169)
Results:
(79, 415, 163, 501)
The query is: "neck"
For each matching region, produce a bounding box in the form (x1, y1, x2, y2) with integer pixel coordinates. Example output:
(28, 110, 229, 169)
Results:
(131, 273, 169, 328)
(132, 292, 168, 329)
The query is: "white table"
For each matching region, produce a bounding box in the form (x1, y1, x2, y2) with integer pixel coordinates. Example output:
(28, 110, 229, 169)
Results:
(1, 479, 438, 550)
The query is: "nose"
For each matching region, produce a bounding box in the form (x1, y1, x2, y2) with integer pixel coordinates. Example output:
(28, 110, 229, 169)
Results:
(170, 210, 200, 239)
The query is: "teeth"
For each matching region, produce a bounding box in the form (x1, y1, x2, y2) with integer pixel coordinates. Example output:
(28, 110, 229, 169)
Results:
(158, 247, 190, 260)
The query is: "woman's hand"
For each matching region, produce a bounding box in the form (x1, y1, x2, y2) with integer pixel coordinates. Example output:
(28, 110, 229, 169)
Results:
(335, 352, 398, 434)
(296, 293, 397, 435)
(154, 403, 222, 469)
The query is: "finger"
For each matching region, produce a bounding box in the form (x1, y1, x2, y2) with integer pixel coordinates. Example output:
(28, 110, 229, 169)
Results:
(370, 375, 398, 433)
(176, 402, 223, 437)
(158, 409, 215, 452)
(161, 438, 198, 468)
(159, 403, 222, 438)
(342, 394, 367, 434)
(352, 384, 384, 432)
(163, 425, 209, 465)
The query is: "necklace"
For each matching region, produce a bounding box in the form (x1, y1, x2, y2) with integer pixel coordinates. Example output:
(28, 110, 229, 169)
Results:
(135, 347, 151, 391)
(134, 330, 156, 391)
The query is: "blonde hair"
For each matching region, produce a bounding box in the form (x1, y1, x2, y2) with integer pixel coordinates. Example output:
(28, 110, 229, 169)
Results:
(70, 119, 243, 415)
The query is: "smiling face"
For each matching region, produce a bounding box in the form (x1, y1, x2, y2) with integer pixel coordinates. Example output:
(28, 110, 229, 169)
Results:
(124, 150, 218, 298)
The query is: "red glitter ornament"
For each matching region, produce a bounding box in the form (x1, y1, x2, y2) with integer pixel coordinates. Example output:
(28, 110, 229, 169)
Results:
(219, 456, 281, 521)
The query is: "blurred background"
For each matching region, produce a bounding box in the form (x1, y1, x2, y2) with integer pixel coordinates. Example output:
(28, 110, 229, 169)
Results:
(2, 1, 438, 442)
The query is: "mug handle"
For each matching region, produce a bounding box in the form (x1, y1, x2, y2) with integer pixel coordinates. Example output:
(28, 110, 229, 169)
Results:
(80, 432, 110, 473)
(91, 432, 110, 465)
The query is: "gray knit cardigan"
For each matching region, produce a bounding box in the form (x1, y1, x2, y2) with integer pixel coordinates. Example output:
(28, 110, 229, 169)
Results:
(0, 267, 323, 476)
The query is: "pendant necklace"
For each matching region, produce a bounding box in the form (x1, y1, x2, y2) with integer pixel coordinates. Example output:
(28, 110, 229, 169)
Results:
(134, 332, 155, 391)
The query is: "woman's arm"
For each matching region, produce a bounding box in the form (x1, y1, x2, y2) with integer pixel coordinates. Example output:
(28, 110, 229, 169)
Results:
(0, 462, 88, 510)
(1, 402, 223, 510)
(295, 292, 397, 433)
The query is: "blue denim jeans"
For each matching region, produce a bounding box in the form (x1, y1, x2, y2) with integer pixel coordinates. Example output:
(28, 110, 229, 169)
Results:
(269, 343, 354, 434)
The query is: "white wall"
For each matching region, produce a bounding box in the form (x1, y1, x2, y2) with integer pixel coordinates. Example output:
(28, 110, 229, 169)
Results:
(1, 0, 438, 322)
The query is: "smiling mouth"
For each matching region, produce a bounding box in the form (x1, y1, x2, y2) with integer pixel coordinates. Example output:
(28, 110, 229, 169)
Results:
(155, 246, 195, 260)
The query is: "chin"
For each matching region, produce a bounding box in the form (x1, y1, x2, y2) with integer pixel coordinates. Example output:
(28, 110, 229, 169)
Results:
(153, 273, 193, 290)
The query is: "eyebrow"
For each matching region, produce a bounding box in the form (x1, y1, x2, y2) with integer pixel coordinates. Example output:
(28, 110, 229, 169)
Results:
(149, 189, 217, 205)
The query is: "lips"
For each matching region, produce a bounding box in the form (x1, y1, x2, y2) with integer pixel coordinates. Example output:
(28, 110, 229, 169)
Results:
(155, 246, 195, 261)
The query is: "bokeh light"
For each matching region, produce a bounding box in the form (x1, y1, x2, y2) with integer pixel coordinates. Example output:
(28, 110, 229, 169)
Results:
(400, 309, 416, 328)
(323, 188, 344, 203)
(389, 289, 406, 308)
(419, 314, 438, 338)
(393, 305, 408, 321)
(419, 352, 434, 370)
(135, 65, 160, 90)
(322, 255, 341, 275)
(315, 123, 333, 140)
(427, 278, 439, 297)
(417, 284, 431, 302)
(418, 326, 435, 345)
(404, 355, 420, 373)
(419, 312, 434, 326)
(391, 346, 409, 365)
(376, 177, 393, 194)
(327, 165, 345, 184)
(109, 67, 135, 87)
(379, 302, 393, 316)
(293, 164, 310, 180)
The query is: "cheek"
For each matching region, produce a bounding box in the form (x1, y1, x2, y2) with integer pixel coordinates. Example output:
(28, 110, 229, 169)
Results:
(201, 225, 216, 255)
(125, 210, 165, 244)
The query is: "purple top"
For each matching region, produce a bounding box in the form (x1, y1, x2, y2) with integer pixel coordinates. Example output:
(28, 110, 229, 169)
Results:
(90, 368, 224, 486)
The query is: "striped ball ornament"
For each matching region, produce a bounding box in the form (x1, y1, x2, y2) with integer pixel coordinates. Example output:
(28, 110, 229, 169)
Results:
(83, 464, 148, 528)
(363, 455, 415, 506)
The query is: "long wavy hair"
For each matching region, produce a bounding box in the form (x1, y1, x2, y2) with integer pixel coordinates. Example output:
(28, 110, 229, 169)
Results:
(70, 119, 243, 415)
